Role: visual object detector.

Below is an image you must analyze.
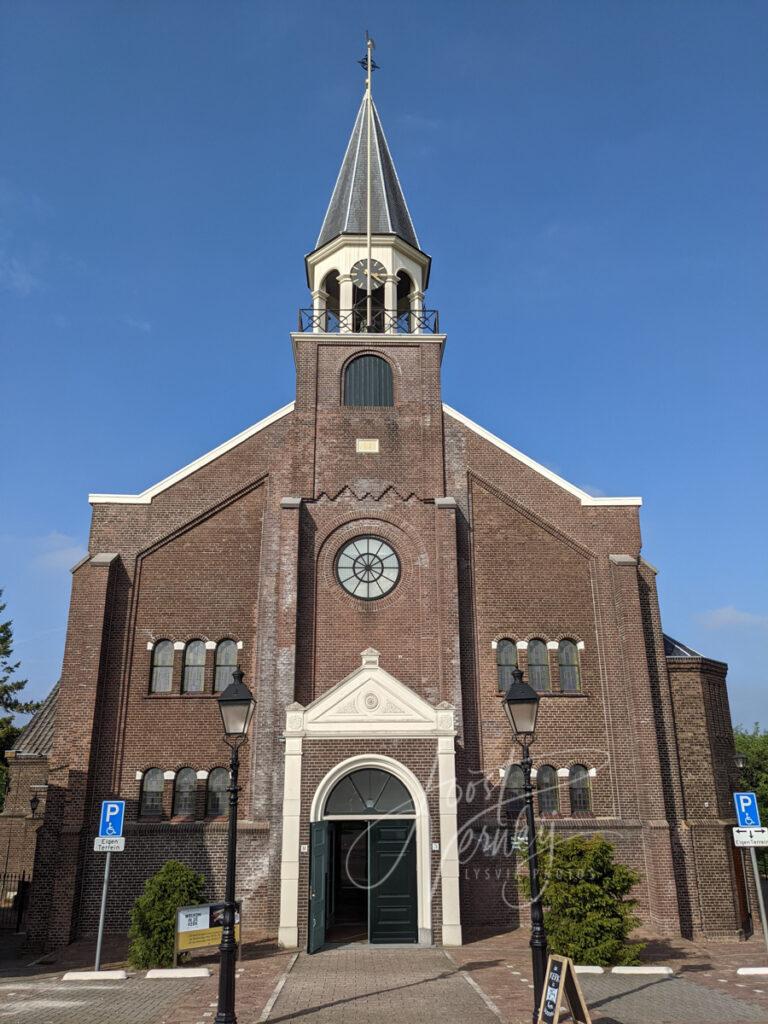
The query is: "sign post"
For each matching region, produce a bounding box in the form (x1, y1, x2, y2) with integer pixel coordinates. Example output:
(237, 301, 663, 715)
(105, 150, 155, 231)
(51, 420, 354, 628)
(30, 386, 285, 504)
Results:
(733, 792, 768, 959)
(94, 800, 125, 972)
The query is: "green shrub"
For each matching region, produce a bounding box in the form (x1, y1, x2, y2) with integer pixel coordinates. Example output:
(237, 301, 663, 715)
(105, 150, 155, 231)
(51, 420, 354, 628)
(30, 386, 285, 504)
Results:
(532, 834, 644, 966)
(128, 860, 205, 968)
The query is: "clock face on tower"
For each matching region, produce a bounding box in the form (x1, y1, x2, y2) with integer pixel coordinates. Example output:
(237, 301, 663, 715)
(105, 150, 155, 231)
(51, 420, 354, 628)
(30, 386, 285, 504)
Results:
(351, 259, 387, 290)
(336, 536, 400, 600)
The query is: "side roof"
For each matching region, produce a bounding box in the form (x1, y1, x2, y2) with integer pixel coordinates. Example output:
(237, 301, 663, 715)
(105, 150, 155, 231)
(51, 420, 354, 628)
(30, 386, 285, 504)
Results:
(663, 634, 703, 659)
(88, 401, 640, 508)
(11, 683, 59, 756)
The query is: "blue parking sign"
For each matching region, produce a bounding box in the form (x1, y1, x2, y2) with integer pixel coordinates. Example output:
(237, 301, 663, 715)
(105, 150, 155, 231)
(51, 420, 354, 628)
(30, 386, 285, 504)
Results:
(99, 800, 125, 838)
(733, 792, 761, 829)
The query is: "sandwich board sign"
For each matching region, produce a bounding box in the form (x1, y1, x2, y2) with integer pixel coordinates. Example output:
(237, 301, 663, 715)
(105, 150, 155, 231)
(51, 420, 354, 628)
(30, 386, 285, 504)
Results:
(174, 902, 242, 966)
(536, 954, 592, 1024)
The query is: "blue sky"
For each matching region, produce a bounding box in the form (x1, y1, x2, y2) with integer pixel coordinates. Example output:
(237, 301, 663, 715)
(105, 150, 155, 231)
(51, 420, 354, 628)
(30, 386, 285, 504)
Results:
(1, 2, 766, 727)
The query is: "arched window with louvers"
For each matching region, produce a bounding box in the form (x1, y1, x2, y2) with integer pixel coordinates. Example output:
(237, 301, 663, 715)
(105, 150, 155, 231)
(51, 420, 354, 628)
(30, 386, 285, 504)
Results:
(214, 640, 238, 692)
(558, 639, 581, 692)
(207, 767, 229, 818)
(527, 639, 550, 692)
(172, 768, 197, 818)
(140, 768, 164, 817)
(569, 764, 592, 815)
(150, 641, 174, 693)
(537, 765, 559, 816)
(182, 640, 206, 693)
(496, 639, 517, 694)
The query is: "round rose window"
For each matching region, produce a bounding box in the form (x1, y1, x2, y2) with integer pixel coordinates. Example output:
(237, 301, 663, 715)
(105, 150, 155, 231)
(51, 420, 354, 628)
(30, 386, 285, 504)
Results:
(336, 537, 400, 600)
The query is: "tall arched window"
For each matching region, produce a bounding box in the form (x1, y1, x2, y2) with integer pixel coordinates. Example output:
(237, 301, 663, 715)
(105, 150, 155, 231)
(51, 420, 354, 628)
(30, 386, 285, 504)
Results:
(537, 765, 559, 815)
(150, 641, 174, 693)
(207, 767, 229, 817)
(527, 639, 550, 691)
(501, 765, 525, 825)
(496, 639, 517, 693)
(214, 640, 238, 692)
(343, 354, 393, 407)
(140, 768, 164, 816)
(172, 768, 197, 818)
(182, 640, 206, 693)
(569, 764, 591, 815)
(559, 640, 581, 692)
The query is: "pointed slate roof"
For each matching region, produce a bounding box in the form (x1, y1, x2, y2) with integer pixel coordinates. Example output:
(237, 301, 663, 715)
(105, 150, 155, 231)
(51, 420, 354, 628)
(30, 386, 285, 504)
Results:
(11, 683, 58, 756)
(316, 96, 420, 251)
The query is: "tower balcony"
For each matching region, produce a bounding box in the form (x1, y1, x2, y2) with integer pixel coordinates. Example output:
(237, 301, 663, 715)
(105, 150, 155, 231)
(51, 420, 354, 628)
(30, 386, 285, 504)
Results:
(297, 307, 440, 335)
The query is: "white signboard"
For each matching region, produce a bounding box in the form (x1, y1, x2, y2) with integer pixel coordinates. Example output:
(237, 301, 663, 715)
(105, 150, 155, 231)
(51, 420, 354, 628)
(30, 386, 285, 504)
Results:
(94, 836, 126, 852)
(733, 826, 768, 848)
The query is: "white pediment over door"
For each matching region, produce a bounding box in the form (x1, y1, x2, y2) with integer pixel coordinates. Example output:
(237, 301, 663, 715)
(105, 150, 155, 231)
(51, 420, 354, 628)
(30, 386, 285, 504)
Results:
(284, 648, 456, 739)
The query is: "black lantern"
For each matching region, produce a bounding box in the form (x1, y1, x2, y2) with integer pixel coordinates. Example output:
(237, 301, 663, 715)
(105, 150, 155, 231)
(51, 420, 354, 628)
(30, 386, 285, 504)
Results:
(29, 793, 40, 818)
(500, 667, 540, 738)
(501, 666, 547, 1024)
(217, 668, 256, 741)
(214, 667, 255, 1024)
(734, 753, 747, 770)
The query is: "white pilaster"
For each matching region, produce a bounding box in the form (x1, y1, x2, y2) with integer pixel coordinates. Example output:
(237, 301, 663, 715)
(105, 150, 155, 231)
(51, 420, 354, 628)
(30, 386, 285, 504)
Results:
(437, 725, 462, 946)
(339, 274, 353, 331)
(277, 733, 303, 948)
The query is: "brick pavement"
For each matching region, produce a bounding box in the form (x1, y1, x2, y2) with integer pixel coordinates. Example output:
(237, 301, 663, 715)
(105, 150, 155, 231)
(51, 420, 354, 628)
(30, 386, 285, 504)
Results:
(263, 947, 501, 1023)
(452, 929, 768, 1024)
(0, 976, 205, 1023)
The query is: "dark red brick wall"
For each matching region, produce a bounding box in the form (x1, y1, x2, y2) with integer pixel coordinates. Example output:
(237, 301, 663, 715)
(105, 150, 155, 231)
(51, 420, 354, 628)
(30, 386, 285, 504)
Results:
(27, 334, 745, 949)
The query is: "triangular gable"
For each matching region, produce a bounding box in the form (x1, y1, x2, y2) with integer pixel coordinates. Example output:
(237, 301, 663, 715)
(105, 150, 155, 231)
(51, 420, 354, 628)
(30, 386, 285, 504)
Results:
(285, 649, 455, 738)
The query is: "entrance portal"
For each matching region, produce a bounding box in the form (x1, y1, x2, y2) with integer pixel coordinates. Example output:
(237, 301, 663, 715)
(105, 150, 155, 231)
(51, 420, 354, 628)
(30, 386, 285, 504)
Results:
(308, 768, 418, 951)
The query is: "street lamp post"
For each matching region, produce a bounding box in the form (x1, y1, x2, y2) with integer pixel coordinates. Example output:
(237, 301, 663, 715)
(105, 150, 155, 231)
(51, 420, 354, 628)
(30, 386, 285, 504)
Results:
(501, 666, 548, 1024)
(214, 668, 256, 1024)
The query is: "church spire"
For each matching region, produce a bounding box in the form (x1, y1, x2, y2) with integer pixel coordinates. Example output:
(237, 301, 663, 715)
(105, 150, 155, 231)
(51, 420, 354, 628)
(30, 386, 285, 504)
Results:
(315, 85, 420, 252)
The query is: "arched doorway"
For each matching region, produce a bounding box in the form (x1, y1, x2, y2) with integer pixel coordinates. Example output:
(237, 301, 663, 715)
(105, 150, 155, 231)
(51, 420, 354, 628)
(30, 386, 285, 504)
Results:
(308, 758, 427, 951)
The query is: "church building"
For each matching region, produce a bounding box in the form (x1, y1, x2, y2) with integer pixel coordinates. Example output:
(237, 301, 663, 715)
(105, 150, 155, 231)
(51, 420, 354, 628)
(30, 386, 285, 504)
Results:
(8, 64, 751, 952)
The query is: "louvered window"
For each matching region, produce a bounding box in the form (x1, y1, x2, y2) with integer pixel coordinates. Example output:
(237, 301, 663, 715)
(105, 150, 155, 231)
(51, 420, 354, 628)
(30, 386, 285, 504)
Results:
(343, 355, 393, 406)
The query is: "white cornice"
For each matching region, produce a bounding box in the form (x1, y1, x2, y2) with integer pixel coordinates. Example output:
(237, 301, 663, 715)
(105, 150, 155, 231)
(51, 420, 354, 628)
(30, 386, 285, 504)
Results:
(89, 402, 294, 506)
(442, 404, 642, 508)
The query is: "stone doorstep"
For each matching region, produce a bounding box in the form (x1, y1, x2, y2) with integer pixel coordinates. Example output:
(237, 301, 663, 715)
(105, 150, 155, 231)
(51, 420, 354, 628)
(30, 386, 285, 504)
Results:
(62, 969, 129, 981)
(736, 967, 768, 975)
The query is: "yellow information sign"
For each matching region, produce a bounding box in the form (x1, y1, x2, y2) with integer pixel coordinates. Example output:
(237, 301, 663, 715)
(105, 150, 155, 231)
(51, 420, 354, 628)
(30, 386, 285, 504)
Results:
(175, 902, 241, 963)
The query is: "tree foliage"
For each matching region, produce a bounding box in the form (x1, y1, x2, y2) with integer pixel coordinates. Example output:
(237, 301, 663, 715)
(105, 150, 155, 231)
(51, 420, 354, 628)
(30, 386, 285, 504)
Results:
(534, 834, 645, 966)
(128, 860, 206, 968)
(734, 723, 768, 874)
(0, 590, 39, 811)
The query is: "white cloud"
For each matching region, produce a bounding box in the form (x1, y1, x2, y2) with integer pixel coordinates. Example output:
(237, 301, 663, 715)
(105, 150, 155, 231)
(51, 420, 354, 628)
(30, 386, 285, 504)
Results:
(697, 606, 768, 631)
(578, 482, 606, 497)
(124, 316, 153, 334)
(0, 250, 40, 296)
(30, 532, 87, 573)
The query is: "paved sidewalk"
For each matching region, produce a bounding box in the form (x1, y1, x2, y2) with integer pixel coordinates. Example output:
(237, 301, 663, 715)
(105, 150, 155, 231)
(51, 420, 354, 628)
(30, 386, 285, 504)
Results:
(263, 947, 500, 1023)
(452, 929, 768, 1024)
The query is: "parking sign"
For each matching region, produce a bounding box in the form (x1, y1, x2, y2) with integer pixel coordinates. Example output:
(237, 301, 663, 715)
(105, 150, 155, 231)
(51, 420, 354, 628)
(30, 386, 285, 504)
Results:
(98, 800, 125, 838)
(733, 792, 761, 829)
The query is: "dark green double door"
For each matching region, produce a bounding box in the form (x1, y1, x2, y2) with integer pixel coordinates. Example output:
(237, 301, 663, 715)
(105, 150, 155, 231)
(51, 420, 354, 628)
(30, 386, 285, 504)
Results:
(309, 819, 417, 952)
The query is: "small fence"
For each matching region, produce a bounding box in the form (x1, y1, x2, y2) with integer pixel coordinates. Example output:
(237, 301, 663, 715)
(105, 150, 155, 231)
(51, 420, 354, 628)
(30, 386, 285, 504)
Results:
(0, 871, 30, 932)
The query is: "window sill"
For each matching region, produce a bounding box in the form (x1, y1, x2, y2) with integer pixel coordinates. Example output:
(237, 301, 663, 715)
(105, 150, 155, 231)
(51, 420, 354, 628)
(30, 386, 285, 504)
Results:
(538, 692, 587, 698)
(145, 692, 221, 699)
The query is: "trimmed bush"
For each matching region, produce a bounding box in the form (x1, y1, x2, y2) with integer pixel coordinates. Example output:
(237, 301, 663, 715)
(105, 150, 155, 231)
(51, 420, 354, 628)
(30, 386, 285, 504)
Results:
(128, 860, 206, 968)
(534, 834, 644, 966)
